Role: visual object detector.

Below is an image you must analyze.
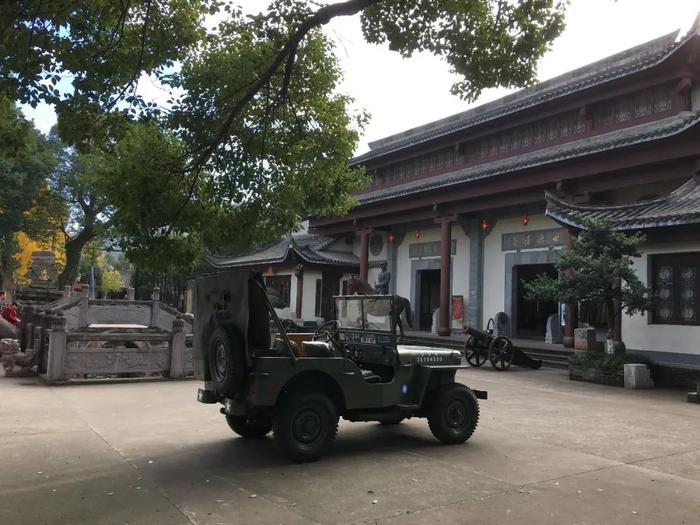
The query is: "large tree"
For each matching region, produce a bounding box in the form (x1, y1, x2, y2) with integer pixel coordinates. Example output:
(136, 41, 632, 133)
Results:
(2, 1, 569, 271)
(0, 97, 58, 288)
(0, 0, 213, 144)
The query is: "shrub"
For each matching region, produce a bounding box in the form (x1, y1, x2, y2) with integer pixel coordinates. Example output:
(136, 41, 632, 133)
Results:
(571, 351, 652, 371)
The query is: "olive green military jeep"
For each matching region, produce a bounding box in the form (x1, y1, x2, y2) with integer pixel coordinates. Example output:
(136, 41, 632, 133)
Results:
(194, 270, 487, 462)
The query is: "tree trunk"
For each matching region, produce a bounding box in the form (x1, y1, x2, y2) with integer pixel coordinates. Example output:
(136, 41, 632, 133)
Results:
(605, 298, 615, 340)
(57, 230, 94, 288)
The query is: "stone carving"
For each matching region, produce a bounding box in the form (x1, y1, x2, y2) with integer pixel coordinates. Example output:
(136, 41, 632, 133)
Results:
(0, 338, 36, 373)
(494, 312, 511, 337)
(26, 251, 59, 286)
(545, 313, 562, 344)
(574, 327, 602, 351)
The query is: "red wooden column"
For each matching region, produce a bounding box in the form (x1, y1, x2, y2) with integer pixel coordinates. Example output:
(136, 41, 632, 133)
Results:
(359, 229, 370, 284)
(294, 265, 303, 319)
(438, 218, 452, 336)
(563, 228, 579, 348)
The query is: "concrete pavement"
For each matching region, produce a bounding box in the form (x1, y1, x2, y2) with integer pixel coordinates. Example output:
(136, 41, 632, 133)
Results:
(1, 367, 699, 524)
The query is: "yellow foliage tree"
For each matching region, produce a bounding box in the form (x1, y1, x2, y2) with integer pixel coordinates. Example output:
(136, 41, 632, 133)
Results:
(100, 268, 124, 296)
(14, 231, 65, 286)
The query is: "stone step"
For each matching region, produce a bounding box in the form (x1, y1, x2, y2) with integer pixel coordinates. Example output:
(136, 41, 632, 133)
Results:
(522, 351, 571, 369)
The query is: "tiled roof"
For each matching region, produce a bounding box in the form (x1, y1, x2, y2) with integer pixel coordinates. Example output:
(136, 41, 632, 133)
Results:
(352, 30, 684, 165)
(356, 111, 700, 206)
(207, 234, 358, 269)
(546, 178, 700, 230)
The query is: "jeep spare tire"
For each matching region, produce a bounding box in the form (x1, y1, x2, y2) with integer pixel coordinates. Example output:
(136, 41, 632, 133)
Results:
(208, 325, 247, 397)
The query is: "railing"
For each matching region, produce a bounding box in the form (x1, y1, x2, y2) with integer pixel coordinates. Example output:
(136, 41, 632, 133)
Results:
(18, 285, 194, 384)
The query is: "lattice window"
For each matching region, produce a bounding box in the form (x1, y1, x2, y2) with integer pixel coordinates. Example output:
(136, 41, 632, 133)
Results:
(265, 275, 291, 308)
(652, 253, 700, 325)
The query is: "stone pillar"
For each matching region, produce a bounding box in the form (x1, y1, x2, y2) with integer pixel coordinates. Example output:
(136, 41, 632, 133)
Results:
(19, 305, 32, 352)
(46, 314, 67, 383)
(78, 285, 90, 328)
(467, 221, 484, 330)
(438, 219, 452, 336)
(127, 287, 135, 301)
(359, 229, 370, 284)
(150, 287, 160, 328)
(169, 317, 186, 379)
(563, 229, 578, 348)
(63, 285, 71, 298)
(33, 324, 43, 372)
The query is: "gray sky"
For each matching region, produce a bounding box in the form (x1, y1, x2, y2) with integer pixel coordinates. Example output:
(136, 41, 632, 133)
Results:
(22, 0, 700, 154)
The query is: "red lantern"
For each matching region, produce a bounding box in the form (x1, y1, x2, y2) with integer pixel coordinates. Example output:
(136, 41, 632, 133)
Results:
(521, 215, 529, 226)
(266, 265, 274, 275)
(388, 232, 396, 242)
(414, 230, 422, 239)
(480, 219, 489, 232)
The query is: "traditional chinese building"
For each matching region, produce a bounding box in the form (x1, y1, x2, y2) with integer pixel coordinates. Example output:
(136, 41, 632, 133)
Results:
(218, 22, 700, 365)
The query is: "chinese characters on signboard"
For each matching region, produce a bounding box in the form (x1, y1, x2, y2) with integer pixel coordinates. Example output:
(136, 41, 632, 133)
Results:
(408, 240, 457, 258)
(501, 228, 566, 251)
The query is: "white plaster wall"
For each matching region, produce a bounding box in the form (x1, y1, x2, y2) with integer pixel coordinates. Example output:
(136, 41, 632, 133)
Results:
(623, 241, 700, 356)
(482, 214, 560, 330)
(301, 269, 322, 320)
(392, 225, 469, 322)
(396, 233, 413, 299)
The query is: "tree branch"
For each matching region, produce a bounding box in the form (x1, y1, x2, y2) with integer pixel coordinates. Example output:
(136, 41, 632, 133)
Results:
(172, 0, 382, 225)
(190, 0, 382, 172)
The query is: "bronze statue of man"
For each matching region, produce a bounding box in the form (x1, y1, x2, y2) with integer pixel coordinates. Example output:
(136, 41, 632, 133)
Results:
(376, 262, 391, 294)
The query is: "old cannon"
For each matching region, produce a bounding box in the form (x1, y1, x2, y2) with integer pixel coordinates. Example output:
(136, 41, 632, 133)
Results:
(464, 319, 542, 371)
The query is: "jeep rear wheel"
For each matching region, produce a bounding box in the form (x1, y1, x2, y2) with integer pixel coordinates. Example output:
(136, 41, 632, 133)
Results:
(273, 391, 338, 462)
(208, 326, 247, 397)
(427, 383, 479, 444)
(225, 414, 272, 439)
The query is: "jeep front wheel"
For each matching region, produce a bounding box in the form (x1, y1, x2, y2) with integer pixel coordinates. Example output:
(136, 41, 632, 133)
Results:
(225, 414, 272, 439)
(273, 391, 339, 462)
(427, 383, 479, 444)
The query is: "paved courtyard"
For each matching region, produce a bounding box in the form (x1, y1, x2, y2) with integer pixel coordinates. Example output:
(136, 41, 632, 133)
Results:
(1, 367, 699, 525)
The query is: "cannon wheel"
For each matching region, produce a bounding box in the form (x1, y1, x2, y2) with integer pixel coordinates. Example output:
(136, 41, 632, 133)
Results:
(464, 336, 487, 368)
(488, 336, 514, 370)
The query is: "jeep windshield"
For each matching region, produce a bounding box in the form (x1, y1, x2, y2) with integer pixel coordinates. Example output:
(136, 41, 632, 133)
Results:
(335, 295, 393, 332)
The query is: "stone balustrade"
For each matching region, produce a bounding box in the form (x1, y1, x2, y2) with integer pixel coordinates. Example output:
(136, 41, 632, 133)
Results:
(17, 286, 194, 384)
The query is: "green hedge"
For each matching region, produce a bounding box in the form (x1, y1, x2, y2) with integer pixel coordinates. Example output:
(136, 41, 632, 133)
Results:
(571, 351, 652, 371)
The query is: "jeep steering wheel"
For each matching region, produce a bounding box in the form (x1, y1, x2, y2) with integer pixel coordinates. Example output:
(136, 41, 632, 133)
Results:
(313, 320, 341, 343)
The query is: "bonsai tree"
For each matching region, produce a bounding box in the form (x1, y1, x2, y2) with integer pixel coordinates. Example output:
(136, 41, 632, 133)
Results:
(524, 218, 653, 353)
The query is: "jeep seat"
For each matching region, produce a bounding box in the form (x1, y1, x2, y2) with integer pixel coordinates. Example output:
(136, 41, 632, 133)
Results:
(300, 341, 335, 357)
(395, 345, 462, 366)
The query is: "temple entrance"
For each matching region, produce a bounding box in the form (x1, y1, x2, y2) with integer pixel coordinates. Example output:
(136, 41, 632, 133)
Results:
(320, 271, 341, 320)
(514, 264, 558, 338)
(418, 269, 441, 331)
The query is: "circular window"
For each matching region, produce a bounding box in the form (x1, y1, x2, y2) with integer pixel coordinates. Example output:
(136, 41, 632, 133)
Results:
(369, 234, 384, 256)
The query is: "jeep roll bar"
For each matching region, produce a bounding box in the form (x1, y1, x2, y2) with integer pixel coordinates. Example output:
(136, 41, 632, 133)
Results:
(250, 277, 298, 363)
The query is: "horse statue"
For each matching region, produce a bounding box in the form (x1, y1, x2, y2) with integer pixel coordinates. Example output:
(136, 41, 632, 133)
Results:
(346, 276, 413, 338)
